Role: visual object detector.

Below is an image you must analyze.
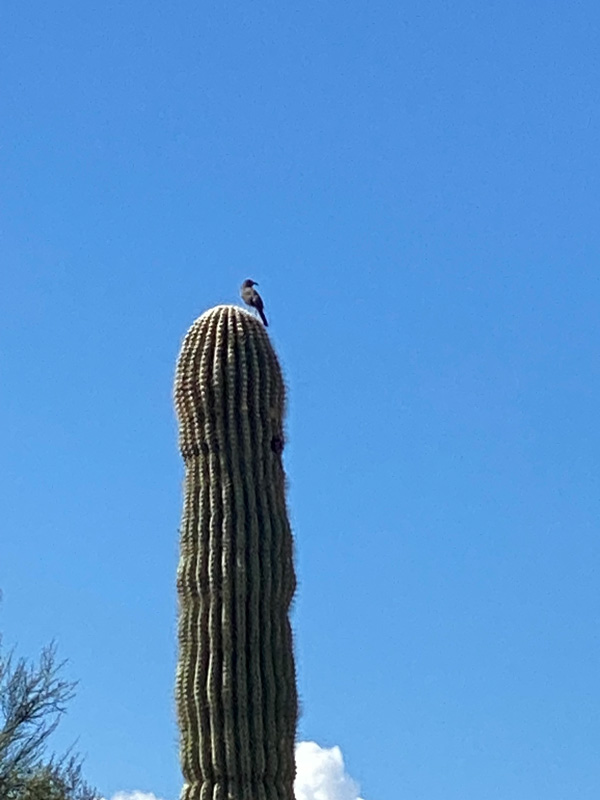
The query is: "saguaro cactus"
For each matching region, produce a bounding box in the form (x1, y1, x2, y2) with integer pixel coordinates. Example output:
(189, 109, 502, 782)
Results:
(174, 305, 297, 800)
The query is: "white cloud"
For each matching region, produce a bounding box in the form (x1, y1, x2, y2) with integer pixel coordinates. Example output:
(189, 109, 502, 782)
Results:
(108, 793, 164, 800)
(294, 741, 364, 800)
(107, 741, 363, 800)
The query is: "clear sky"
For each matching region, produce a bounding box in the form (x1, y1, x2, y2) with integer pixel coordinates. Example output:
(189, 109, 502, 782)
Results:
(2, 2, 600, 798)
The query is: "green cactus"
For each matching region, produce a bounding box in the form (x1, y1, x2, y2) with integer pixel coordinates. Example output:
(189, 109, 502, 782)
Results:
(174, 304, 297, 800)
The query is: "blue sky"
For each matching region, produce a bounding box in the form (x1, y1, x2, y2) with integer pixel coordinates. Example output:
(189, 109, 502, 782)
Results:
(2, 1, 600, 798)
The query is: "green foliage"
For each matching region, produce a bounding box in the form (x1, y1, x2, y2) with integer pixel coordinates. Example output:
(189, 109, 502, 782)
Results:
(7, 757, 98, 800)
(174, 305, 298, 800)
(0, 639, 99, 800)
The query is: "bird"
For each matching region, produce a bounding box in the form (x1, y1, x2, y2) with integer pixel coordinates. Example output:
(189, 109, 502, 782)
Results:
(240, 279, 268, 326)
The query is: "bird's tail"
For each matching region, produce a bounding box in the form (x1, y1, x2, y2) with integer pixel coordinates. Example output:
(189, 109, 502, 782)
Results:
(258, 308, 269, 327)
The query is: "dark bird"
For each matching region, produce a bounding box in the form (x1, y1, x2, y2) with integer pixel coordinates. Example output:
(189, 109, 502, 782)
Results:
(240, 279, 268, 326)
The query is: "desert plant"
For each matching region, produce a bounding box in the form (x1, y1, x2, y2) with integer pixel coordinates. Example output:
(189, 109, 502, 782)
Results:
(174, 305, 297, 800)
(0, 639, 98, 800)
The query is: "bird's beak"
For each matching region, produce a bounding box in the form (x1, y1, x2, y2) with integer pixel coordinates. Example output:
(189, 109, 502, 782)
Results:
(254, 282, 259, 286)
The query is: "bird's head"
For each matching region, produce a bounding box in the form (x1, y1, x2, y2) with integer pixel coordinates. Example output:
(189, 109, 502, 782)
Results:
(242, 279, 258, 288)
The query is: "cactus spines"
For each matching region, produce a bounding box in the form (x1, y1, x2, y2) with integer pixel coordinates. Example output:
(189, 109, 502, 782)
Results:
(174, 305, 297, 800)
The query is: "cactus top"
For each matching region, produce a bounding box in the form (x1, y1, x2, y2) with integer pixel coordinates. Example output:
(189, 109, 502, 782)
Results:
(174, 304, 285, 465)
